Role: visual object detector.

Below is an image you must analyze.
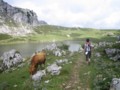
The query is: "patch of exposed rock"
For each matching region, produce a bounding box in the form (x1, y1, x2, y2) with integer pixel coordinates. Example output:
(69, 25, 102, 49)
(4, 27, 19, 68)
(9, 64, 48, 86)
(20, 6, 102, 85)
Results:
(105, 48, 120, 61)
(0, 0, 47, 36)
(110, 78, 120, 90)
(0, 24, 33, 36)
(0, 49, 23, 72)
(0, 0, 46, 25)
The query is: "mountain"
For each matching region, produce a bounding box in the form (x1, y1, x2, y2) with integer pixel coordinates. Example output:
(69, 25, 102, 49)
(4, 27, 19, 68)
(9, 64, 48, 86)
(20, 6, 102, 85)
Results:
(0, 0, 47, 36)
(0, 0, 47, 25)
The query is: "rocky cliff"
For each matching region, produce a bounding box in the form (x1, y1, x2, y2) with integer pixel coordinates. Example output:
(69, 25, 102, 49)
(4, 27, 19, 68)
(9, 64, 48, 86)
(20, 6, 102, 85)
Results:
(0, 0, 47, 25)
(0, 0, 47, 36)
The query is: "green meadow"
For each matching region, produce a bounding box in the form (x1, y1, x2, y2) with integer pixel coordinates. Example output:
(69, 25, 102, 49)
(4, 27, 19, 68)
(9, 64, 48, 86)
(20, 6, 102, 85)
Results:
(0, 25, 120, 90)
(0, 25, 119, 44)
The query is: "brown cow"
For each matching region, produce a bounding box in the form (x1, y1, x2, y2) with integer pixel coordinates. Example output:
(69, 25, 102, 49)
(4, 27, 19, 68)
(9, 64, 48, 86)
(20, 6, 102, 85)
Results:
(29, 50, 46, 75)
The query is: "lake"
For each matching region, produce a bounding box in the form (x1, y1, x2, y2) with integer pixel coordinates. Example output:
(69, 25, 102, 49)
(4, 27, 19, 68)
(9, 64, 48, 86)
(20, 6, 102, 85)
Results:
(0, 40, 81, 58)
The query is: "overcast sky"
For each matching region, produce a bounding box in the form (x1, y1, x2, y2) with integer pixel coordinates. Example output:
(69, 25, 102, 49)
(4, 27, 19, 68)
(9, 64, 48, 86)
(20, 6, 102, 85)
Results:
(4, 0, 120, 29)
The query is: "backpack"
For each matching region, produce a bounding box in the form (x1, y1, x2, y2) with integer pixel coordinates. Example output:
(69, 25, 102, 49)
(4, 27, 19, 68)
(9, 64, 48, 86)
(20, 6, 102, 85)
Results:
(85, 42, 91, 52)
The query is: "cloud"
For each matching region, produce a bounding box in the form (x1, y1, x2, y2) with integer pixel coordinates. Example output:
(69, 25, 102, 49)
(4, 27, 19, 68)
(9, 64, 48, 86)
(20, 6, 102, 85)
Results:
(4, 0, 120, 29)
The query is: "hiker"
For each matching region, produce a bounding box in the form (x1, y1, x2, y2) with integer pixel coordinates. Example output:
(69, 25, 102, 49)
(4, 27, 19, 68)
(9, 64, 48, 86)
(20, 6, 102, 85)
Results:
(84, 38, 92, 65)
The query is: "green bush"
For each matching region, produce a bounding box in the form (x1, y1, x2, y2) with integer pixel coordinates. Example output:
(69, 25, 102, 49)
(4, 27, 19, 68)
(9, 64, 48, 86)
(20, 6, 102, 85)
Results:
(58, 44, 69, 50)
(0, 34, 12, 40)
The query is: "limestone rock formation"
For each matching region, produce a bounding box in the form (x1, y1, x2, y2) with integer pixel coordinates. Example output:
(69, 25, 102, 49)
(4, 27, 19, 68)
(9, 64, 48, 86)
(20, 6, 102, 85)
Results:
(0, 0, 47, 36)
(0, 49, 23, 72)
(0, 0, 48, 25)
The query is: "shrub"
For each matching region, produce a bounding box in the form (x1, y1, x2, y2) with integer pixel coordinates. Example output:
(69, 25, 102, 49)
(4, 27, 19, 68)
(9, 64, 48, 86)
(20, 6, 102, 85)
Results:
(0, 34, 12, 40)
(58, 44, 69, 50)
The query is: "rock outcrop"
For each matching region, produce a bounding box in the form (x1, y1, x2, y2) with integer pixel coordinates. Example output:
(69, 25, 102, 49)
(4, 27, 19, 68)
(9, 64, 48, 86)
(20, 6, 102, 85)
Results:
(0, 49, 23, 72)
(46, 63, 62, 75)
(110, 78, 120, 90)
(0, 0, 47, 36)
(0, 0, 47, 25)
(0, 24, 33, 36)
(105, 48, 120, 61)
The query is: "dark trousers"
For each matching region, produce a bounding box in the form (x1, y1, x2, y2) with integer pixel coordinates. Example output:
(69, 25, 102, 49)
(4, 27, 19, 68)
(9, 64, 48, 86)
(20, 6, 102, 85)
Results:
(86, 51, 91, 61)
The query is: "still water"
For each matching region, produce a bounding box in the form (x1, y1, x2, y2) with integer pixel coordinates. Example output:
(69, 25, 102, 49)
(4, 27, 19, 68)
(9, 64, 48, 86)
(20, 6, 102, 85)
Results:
(0, 40, 81, 58)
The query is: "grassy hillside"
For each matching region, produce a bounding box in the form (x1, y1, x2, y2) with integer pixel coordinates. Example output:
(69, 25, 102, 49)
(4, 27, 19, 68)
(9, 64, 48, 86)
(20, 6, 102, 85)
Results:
(0, 25, 119, 44)
(0, 34, 12, 40)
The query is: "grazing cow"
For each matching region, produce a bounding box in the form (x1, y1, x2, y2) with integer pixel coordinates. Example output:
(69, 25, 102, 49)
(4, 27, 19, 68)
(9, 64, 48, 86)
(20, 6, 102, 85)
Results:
(29, 50, 46, 75)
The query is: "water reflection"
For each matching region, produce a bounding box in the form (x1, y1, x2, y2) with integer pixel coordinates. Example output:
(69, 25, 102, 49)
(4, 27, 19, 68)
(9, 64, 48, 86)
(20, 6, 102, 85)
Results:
(0, 41, 81, 58)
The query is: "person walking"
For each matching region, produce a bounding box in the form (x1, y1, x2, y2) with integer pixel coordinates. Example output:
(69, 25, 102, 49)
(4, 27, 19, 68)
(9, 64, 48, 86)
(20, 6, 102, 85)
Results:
(84, 38, 92, 65)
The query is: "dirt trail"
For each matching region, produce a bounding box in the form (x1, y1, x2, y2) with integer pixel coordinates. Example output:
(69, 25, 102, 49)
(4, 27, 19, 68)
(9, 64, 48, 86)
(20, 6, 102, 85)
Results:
(62, 53, 90, 90)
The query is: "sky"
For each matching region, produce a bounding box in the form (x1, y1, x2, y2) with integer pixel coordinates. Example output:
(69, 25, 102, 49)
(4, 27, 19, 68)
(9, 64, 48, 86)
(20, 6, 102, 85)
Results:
(4, 0, 120, 29)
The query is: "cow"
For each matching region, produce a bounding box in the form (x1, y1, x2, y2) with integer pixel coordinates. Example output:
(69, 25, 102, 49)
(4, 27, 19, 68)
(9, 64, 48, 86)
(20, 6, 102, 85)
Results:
(29, 50, 46, 75)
